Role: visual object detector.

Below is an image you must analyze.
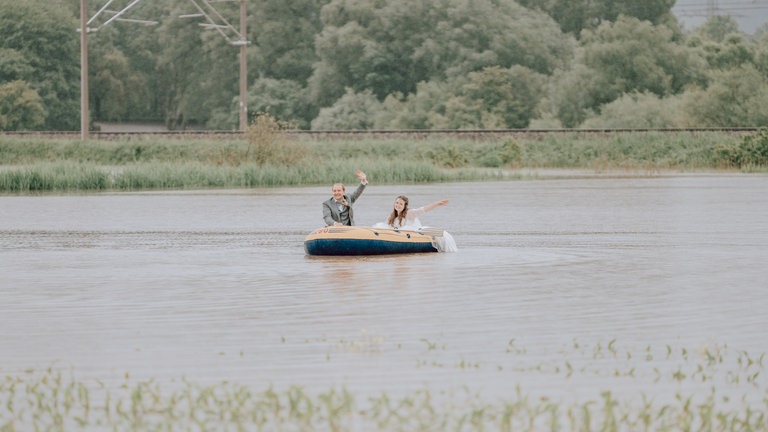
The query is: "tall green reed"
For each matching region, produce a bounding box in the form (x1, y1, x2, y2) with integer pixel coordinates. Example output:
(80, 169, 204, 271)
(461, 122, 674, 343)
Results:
(0, 130, 763, 192)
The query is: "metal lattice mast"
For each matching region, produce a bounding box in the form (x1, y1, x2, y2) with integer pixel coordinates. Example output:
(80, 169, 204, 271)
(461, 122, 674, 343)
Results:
(79, 0, 157, 140)
(183, 0, 249, 131)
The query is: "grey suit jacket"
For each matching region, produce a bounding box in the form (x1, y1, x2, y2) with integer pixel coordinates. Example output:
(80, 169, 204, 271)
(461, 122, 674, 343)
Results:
(322, 182, 367, 226)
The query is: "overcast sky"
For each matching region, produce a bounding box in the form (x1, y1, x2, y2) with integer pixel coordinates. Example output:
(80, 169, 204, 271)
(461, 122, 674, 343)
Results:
(673, 0, 768, 33)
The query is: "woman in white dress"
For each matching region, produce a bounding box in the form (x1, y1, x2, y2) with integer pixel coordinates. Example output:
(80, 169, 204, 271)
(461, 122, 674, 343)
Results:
(377, 195, 458, 252)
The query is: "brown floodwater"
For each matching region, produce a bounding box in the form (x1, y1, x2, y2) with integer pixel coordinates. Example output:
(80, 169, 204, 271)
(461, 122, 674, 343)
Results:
(1, 174, 767, 403)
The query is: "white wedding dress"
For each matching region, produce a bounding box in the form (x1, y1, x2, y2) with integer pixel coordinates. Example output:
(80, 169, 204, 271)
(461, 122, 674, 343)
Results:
(372, 207, 458, 252)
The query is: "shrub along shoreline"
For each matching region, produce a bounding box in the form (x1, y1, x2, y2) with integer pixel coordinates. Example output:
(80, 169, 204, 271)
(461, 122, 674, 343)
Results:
(1, 130, 766, 193)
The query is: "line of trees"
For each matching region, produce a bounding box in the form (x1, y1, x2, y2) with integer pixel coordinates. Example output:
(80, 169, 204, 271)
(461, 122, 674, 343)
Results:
(2, 0, 768, 131)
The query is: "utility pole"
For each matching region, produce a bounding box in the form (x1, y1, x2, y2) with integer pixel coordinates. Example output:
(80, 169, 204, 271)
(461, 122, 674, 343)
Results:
(239, 0, 247, 132)
(80, 0, 89, 140)
(706, 0, 717, 18)
(79, 0, 156, 140)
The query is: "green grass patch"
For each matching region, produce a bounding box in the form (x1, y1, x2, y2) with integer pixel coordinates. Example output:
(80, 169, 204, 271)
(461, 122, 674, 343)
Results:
(0, 129, 764, 192)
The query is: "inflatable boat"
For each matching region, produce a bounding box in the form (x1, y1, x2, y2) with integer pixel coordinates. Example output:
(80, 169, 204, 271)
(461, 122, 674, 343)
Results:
(304, 226, 446, 256)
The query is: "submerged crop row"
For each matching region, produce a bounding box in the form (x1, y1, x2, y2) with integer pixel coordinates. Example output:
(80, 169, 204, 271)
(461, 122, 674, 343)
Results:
(1, 340, 766, 431)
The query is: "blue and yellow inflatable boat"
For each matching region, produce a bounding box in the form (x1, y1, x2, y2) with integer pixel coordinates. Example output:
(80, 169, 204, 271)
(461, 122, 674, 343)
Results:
(304, 226, 443, 256)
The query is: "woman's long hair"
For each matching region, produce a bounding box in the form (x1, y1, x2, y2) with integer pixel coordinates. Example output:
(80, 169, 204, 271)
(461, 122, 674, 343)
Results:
(387, 195, 409, 227)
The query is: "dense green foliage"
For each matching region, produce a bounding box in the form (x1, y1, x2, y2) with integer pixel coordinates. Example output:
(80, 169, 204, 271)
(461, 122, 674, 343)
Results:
(0, 1, 80, 130)
(1, 0, 768, 131)
(1, 128, 766, 192)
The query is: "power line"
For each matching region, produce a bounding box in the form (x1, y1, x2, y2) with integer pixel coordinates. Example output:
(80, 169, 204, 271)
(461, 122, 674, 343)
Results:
(674, 0, 768, 18)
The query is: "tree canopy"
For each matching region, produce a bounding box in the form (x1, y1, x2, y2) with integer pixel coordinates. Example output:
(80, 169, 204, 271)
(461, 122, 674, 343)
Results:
(0, 0, 79, 130)
(1, 0, 767, 131)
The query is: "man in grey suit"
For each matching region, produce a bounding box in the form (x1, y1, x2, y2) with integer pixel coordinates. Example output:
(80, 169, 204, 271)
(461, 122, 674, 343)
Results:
(323, 170, 368, 226)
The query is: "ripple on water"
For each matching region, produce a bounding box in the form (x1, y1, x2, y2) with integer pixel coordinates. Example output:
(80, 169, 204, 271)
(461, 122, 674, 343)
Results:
(1, 177, 767, 403)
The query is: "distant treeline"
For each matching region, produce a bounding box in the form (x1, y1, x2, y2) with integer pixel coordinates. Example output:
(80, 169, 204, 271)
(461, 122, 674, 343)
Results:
(2, 0, 768, 132)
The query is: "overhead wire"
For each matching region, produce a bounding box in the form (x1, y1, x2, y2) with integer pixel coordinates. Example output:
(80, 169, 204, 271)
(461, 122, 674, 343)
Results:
(673, 0, 768, 17)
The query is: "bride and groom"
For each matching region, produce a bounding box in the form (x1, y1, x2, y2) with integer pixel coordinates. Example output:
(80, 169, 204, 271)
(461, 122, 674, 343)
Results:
(321, 169, 457, 252)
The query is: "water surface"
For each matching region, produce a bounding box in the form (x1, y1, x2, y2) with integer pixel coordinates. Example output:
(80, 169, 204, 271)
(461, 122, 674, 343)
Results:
(2, 175, 767, 402)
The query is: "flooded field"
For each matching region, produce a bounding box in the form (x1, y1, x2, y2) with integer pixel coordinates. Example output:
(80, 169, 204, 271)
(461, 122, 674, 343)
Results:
(1, 174, 767, 429)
